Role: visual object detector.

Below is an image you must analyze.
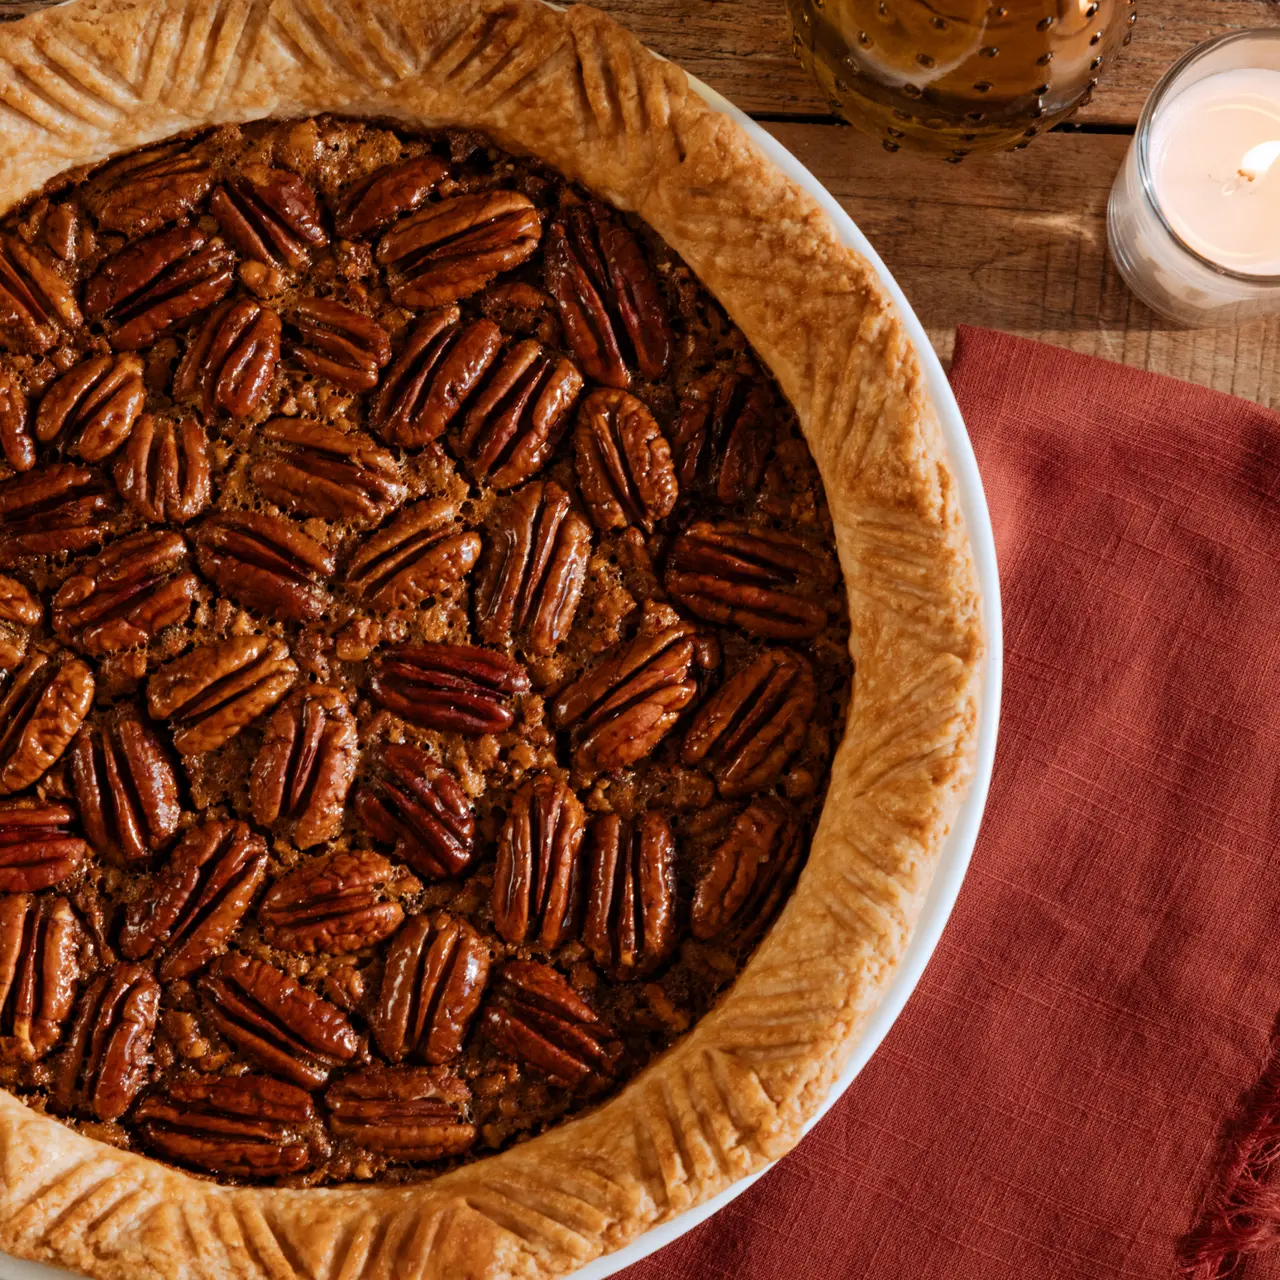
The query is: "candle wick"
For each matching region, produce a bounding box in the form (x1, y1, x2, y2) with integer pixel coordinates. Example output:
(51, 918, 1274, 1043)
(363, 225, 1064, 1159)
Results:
(1223, 168, 1256, 196)
(1239, 139, 1280, 180)
(1223, 147, 1280, 195)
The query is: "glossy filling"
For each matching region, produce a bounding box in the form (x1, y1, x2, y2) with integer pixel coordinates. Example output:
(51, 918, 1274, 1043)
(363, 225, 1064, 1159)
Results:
(0, 116, 851, 1185)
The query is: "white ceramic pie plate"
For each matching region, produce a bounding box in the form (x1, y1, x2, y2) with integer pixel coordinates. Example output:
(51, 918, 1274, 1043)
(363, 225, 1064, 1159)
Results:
(0, 71, 1002, 1280)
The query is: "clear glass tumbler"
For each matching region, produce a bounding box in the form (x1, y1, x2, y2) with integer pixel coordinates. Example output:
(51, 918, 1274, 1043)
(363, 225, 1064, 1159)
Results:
(787, 0, 1138, 157)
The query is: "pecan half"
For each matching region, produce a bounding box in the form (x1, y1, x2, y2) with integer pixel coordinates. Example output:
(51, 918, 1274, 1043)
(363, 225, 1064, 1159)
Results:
(0, 801, 86, 892)
(681, 649, 816, 798)
(70, 711, 181, 862)
(199, 953, 359, 1090)
(0, 632, 26, 676)
(670, 370, 775, 504)
(493, 775, 585, 950)
(378, 191, 541, 308)
(665, 521, 833, 640)
(373, 913, 489, 1064)
(455, 341, 583, 491)
(583, 812, 677, 978)
(260, 849, 405, 955)
(34, 354, 145, 463)
(250, 418, 405, 524)
(193, 512, 333, 623)
(573, 388, 677, 533)
(120, 820, 267, 980)
(41, 205, 79, 265)
(494, 768, 588, 952)
(250, 687, 357, 849)
(371, 308, 502, 448)
(147, 636, 298, 755)
(52, 530, 198, 655)
(0, 894, 82, 1060)
(475, 482, 591, 655)
(83, 227, 235, 350)
(690, 796, 803, 940)
(55, 963, 160, 1120)
(0, 574, 40, 671)
(355, 744, 476, 880)
(88, 142, 214, 237)
(551, 614, 718, 773)
(345, 498, 480, 611)
(289, 297, 391, 393)
(0, 463, 113, 564)
(327, 1066, 474, 1161)
(0, 653, 94, 794)
(336, 156, 448, 239)
(0, 577, 38, 627)
(0, 234, 82, 353)
(210, 167, 328, 270)
(544, 202, 671, 388)
(136, 1074, 322, 1178)
(0, 370, 34, 472)
(482, 960, 621, 1089)
(173, 298, 281, 419)
(369, 644, 529, 736)
(114, 415, 211, 524)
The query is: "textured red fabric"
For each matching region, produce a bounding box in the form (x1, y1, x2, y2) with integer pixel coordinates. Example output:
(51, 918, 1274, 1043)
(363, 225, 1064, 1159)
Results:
(620, 326, 1280, 1280)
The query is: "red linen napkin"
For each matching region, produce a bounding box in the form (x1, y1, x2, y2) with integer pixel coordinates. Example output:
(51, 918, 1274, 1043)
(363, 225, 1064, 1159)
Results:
(621, 326, 1280, 1280)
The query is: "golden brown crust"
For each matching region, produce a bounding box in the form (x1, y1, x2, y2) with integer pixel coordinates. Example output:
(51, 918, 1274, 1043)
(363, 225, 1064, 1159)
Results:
(0, 1, 984, 1276)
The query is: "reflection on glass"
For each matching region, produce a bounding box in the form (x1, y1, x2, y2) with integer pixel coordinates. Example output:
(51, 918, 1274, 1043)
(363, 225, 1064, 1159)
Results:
(788, 0, 1138, 157)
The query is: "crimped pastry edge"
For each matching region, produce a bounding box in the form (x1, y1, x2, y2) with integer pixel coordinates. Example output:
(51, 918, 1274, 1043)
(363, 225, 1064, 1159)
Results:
(0, 1, 984, 1276)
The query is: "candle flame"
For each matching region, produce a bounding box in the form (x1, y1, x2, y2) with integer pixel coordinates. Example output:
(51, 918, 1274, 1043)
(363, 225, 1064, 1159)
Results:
(1239, 140, 1280, 181)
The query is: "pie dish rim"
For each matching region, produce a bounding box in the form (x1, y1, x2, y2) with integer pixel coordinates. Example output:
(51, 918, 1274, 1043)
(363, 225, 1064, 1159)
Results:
(0, 2, 988, 1277)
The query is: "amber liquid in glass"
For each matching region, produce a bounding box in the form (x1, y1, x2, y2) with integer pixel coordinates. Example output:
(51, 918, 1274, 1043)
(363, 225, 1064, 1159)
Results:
(788, 0, 1137, 156)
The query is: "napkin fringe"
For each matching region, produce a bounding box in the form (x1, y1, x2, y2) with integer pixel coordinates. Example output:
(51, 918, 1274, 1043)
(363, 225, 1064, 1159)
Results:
(1182, 1030, 1280, 1278)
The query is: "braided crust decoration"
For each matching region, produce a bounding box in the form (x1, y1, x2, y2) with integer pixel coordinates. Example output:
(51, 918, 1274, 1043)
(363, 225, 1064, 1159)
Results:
(0, 1, 984, 1276)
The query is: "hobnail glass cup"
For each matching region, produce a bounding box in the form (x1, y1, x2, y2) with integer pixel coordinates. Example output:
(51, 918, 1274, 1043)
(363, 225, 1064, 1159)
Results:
(788, 0, 1138, 157)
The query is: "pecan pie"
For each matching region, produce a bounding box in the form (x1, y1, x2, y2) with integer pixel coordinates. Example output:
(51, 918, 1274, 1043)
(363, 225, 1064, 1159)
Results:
(0, 1, 983, 1277)
(0, 102, 852, 1178)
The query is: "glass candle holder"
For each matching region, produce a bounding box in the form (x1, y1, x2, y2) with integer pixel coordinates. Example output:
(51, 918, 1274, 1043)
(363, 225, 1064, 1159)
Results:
(787, 0, 1138, 158)
(1107, 30, 1280, 326)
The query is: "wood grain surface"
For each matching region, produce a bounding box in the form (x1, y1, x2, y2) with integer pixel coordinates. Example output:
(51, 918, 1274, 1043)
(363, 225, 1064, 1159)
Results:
(600, 0, 1280, 406)
(594, 0, 1277, 123)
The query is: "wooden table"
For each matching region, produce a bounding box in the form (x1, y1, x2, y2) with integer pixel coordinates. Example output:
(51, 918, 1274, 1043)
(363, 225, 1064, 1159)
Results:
(595, 0, 1280, 408)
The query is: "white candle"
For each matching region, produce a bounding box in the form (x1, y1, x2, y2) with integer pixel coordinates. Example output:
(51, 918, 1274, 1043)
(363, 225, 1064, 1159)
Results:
(1107, 31, 1280, 327)
(1148, 69, 1280, 276)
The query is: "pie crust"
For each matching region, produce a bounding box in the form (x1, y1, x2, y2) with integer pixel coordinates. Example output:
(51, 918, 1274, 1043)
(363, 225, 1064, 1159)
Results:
(0, 2, 984, 1277)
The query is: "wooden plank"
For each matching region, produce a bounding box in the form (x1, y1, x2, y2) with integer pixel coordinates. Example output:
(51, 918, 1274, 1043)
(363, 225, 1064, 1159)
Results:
(755, 120, 1280, 406)
(1073, 0, 1278, 125)
(596, 0, 1277, 127)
